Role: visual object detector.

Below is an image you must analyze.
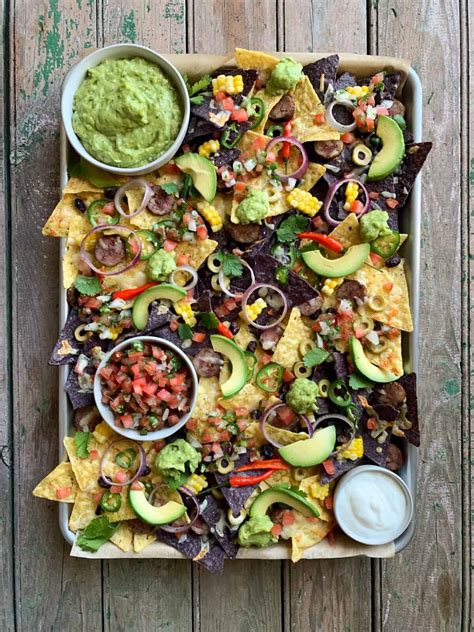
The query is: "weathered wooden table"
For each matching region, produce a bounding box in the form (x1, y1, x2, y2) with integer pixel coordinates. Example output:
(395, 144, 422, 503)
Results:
(0, 1, 470, 630)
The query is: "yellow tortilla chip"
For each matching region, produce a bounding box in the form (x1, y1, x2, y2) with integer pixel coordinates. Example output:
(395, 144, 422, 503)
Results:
(250, 89, 282, 134)
(103, 488, 137, 522)
(64, 436, 105, 492)
(32, 462, 78, 502)
(92, 421, 118, 445)
(218, 382, 264, 412)
(101, 260, 148, 292)
(349, 261, 413, 332)
(291, 76, 340, 143)
(287, 512, 336, 562)
(213, 192, 233, 218)
(43, 192, 102, 237)
(272, 307, 314, 369)
(230, 177, 290, 223)
(173, 238, 218, 285)
(193, 377, 221, 420)
(62, 247, 80, 289)
(110, 522, 134, 552)
(365, 330, 404, 376)
(298, 475, 333, 522)
(61, 213, 94, 288)
(134, 531, 157, 552)
(235, 48, 279, 81)
(233, 322, 256, 350)
(298, 162, 326, 192)
(63, 176, 103, 195)
(69, 491, 97, 532)
(244, 421, 309, 448)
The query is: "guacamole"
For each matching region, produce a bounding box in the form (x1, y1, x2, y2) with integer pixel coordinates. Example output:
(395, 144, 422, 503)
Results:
(360, 210, 391, 242)
(146, 249, 176, 281)
(286, 378, 319, 414)
(155, 439, 201, 483)
(266, 57, 303, 96)
(73, 57, 183, 168)
(235, 188, 269, 224)
(238, 515, 277, 547)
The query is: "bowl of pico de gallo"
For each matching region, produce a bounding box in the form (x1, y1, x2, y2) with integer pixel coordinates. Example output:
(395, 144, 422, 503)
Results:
(94, 336, 198, 441)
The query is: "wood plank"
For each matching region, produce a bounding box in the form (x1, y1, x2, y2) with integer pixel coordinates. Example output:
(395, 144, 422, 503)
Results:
(99, 4, 193, 631)
(10, 1, 103, 630)
(190, 3, 283, 630)
(0, 0, 14, 629)
(370, 1, 464, 630)
(282, 3, 373, 630)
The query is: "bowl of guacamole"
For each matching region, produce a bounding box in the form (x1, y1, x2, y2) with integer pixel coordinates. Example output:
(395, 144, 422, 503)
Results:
(62, 44, 190, 175)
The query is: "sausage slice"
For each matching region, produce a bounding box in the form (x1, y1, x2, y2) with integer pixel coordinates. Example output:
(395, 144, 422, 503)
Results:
(94, 235, 125, 267)
(269, 94, 295, 122)
(314, 140, 344, 160)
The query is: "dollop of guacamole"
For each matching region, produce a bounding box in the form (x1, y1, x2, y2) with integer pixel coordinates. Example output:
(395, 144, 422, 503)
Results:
(146, 249, 176, 281)
(360, 210, 392, 242)
(286, 378, 319, 414)
(266, 57, 303, 96)
(238, 515, 277, 547)
(155, 439, 201, 483)
(235, 188, 269, 224)
(73, 58, 183, 168)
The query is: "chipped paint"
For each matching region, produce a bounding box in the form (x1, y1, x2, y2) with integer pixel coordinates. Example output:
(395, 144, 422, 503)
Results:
(121, 9, 137, 42)
(164, 0, 184, 23)
(444, 378, 460, 397)
(33, 0, 65, 96)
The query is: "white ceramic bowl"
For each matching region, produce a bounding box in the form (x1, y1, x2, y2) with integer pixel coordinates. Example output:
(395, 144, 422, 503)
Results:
(94, 335, 198, 442)
(333, 464, 414, 546)
(61, 44, 190, 175)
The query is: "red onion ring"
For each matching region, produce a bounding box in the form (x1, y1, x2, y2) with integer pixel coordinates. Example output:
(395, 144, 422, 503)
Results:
(169, 265, 199, 291)
(325, 100, 357, 133)
(265, 136, 309, 183)
(80, 224, 142, 276)
(312, 413, 355, 455)
(259, 403, 313, 448)
(114, 178, 154, 219)
(99, 439, 146, 487)
(218, 258, 255, 298)
(323, 178, 370, 227)
(241, 283, 288, 330)
(157, 486, 201, 534)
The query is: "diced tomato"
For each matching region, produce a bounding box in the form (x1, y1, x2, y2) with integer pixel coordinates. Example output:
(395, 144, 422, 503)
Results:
(89, 450, 100, 461)
(377, 106, 390, 116)
(365, 117, 375, 131)
(369, 191, 380, 200)
(230, 107, 248, 122)
(93, 491, 104, 505)
(83, 297, 102, 309)
(186, 418, 198, 431)
(120, 414, 134, 429)
(350, 199, 364, 214)
(192, 331, 206, 343)
(182, 212, 193, 226)
(143, 360, 158, 376)
(324, 496, 334, 510)
(202, 429, 214, 443)
(151, 346, 165, 360)
(282, 369, 295, 383)
(386, 198, 399, 209)
(218, 430, 232, 442)
(341, 132, 355, 144)
(157, 388, 172, 402)
(236, 418, 248, 432)
(354, 327, 366, 339)
(215, 91, 227, 102)
(142, 382, 158, 397)
(115, 470, 128, 484)
(383, 282, 394, 292)
(176, 252, 190, 266)
(371, 72, 384, 85)
(221, 97, 235, 111)
(271, 524, 283, 537)
(131, 481, 142, 491)
(55, 487, 72, 500)
(367, 417, 378, 430)
(163, 239, 178, 252)
(314, 113, 325, 125)
(322, 459, 336, 475)
(128, 351, 145, 364)
(265, 151, 277, 163)
(99, 366, 115, 381)
(154, 440, 166, 452)
(196, 225, 208, 240)
(132, 378, 146, 395)
(168, 414, 181, 425)
(278, 406, 297, 426)
(261, 353, 273, 366)
(369, 252, 384, 268)
(234, 181, 246, 193)
(170, 373, 186, 386)
(251, 135, 267, 150)
(161, 163, 181, 175)
(282, 511, 295, 526)
(223, 298, 237, 312)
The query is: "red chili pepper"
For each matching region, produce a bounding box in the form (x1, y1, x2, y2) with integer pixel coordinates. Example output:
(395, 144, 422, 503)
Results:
(229, 470, 275, 487)
(297, 232, 344, 254)
(234, 459, 289, 473)
(112, 282, 159, 301)
(282, 121, 292, 160)
(217, 321, 234, 339)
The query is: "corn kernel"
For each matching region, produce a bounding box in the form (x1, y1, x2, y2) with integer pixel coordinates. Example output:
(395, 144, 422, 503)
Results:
(186, 473, 208, 494)
(337, 437, 364, 461)
(321, 277, 344, 296)
(287, 188, 322, 218)
(197, 201, 223, 232)
(240, 298, 267, 321)
(198, 140, 220, 158)
(212, 74, 244, 96)
(309, 480, 330, 501)
(175, 300, 197, 327)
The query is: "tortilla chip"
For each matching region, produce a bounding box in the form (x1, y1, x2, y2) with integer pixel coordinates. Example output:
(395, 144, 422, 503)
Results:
(234, 322, 256, 349)
(63, 176, 102, 195)
(64, 436, 105, 492)
(230, 176, 291, 223)
(328, 215, 407, 257)
(32, 462, 78, 503)
(69, 493, 97, 532)
(365, 331, 403, 376)
(103, 488, 137, 522)
(92, 421, 118, 445)
(291, 76, 340, 143)
(250, 88, 282, 134)
(134, 531, 157, 552)
(298, 162, 326, 192)
(244, 421, 309, 447)
(298, 475, 333, 522)
(110, 522, 134, 552)
(43, 193, 101, 237)
(193, 377, 221, 420)
(235, 48, 279, 80)
(272, 307, 314, 369)
(173, 239, 218, 285)
(212, 191, 234, 218)
(101, 261, 148, 292)
(287, 512, 335, 562)
(349, 261, 413, 332)
(218, 382, 264, 412)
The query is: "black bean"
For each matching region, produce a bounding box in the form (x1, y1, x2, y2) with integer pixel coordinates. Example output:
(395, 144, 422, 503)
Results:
(95, 505, 103, 515)
(74, 197, 86, 212)
(385, 255, 401, 268)
(251, 409, 261, 419)
(261, 444, 275, 458)
(98, 476, 111, 489)
(140, 465, 151, 476)
(230, 322, 239, 334)
(246, 340, 257, 353)
(104, 187, 118, 200)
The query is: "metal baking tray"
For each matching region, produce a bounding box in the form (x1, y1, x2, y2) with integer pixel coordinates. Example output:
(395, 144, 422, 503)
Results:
(57, 55, 422, 556)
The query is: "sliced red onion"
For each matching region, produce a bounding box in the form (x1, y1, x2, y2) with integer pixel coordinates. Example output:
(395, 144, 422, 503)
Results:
(325, 100, 357, 133)
(169, 265, 198, 291)
(114, 178, 154, 219)
(259, 403, 313, 448)
(265, 136, 309, 183)
(100, 439, 146, 487)
(241, 283, 288, 330)
(323, 179, 370, 227)
(157, 486, 200, 533)
(312, 413, 355, 454)
(218, 258, 255, 298)
(80, 224, 142, 276)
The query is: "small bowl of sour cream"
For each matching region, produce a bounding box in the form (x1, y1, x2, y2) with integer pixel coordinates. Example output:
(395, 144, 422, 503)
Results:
(333, 465, 413, 546)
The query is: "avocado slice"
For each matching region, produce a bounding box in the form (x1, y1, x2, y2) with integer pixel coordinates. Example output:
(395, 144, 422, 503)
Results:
(302, 243, 370, 278)
(250, 486, 320, 518)
(278, 425, 336, 467)
(175, 153, 217, 202)
(210, 334, 247, 398)
(129, 486, 186, 526)
(132, 283, 187, 330)
(349, 336, 399, 383)
(80, 157, 123, 188)
(367, 115, 405, 181)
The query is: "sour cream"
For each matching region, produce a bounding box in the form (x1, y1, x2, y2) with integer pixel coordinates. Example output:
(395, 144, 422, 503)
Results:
(334, 466, 413, 545)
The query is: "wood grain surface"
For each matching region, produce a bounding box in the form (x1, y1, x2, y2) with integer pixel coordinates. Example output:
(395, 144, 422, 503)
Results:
(2, 1, 471, 631)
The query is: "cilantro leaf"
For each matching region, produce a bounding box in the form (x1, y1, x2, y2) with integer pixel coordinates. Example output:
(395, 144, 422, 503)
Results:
(74, 275, 102, 296)
(199, 312, 219, 330)
(188, 74, 212, 96)
(160, 182, 179, 195)
(178, 323, 193, 341)
(189, 95, 205, 105)
(276, 215, 310, 243)
(215, 252, 243, 277)
(75, 431, 91, 459)
(164, 471, 189, 491)
(76, 517, 120, 552)
(348, 372, 375, 390)
(303, 348, 330, 368)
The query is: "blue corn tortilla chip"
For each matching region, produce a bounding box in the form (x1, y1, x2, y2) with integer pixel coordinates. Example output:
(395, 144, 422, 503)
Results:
(192, 96, 231, 129)
(212, 147, 240, 168)
(333, 351, 349, 379)
(398, 373, 419, 446)
(148, 324, 203, 356)
(360, 417, 393, 466)
(320, 452, 365, 484)
(334, 71, 356, 91)
(65, 369, 95, 410)
(303, 54, 340, 100)
(200, 494, 239, 559)
(213, 454, 258, 514)
(184, 117, 217, 144)
(156, 529, 225, 574)
(49, 308, 84, 365)
(394, 142, 432, 207)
